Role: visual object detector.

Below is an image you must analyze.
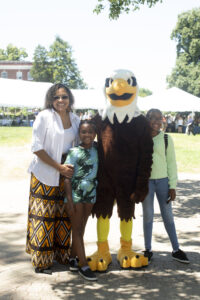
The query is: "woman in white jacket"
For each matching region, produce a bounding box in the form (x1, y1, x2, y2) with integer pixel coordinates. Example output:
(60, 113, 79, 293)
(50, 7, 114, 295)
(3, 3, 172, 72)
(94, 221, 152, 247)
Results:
(26, 83, 80, 274)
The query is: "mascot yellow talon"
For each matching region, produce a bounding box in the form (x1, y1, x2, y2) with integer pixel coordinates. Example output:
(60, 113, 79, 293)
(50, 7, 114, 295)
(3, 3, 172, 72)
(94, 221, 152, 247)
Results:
(117, 238, 133, 268)
(97, 259, 108, 272)
(117, 238, 148, 269)
(140, 255, 148, 267)
(87, 255, 97, 272)
(120, 256, 131, 269)
(131, 255, 142, 268)
(131, 255, 143, 268)
(131, 254, 148, 268)
(87, 241, 112, 272)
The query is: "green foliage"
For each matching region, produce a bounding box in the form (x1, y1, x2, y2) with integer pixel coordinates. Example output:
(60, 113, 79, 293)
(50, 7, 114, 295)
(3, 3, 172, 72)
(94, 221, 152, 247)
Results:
(31, 36, 87, 89)
(30, 46, 52, 82)
(94, 0, 162, 19)
(138, 88, 152, 97)
(0, 44, 28, 61)
(167, 8, 200, 97)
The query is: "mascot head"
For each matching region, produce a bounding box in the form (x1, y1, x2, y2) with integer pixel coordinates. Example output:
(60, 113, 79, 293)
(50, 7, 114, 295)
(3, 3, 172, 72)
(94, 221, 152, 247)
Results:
(102, 69, 141, 123)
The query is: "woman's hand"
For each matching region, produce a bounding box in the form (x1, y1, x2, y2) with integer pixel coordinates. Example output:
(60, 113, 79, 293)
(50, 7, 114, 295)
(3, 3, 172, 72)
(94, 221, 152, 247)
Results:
(34, 150, 74, 178)
(59, 164, 74, 178)
(167, 189, 176, 203)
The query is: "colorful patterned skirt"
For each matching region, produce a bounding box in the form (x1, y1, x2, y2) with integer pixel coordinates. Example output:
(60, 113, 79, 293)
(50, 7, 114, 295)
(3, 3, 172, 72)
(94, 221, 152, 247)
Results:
(26, 173, 71, 269)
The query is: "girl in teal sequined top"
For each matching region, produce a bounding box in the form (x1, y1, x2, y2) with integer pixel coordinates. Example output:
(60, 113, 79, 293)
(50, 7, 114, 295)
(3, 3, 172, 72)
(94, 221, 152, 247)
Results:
(65, 143, 98, 204)
(64, 120, 98, 281)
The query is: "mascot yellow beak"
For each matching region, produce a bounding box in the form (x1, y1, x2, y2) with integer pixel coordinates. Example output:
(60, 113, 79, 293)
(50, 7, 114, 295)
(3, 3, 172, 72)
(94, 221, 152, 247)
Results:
(106, 78, 137, 107)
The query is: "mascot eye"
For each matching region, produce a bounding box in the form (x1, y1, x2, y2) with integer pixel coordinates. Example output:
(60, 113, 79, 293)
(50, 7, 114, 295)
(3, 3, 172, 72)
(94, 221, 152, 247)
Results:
(127, 76, 137, 87)
(105, 78, 113, 87)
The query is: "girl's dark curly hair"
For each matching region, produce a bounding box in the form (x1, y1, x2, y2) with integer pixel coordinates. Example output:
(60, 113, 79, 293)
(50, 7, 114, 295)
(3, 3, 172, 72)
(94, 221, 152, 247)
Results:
(79, 119, 97, 133)
(44, 83, 74, 111)
(146, 108, 162, 119)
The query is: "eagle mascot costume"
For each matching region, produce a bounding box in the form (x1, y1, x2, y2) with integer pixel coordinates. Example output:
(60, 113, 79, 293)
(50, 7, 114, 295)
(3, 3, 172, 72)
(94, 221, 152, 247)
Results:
(88, 69, 153, 271)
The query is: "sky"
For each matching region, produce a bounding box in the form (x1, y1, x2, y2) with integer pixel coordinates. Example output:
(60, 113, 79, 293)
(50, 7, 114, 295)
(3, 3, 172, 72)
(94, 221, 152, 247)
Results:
(0, 0, 200, 94)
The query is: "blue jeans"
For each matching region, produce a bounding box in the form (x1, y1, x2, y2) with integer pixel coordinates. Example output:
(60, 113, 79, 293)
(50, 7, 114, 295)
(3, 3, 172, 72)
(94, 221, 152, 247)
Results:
(193, 125, 200, 135)
(142, 178, 179, 252)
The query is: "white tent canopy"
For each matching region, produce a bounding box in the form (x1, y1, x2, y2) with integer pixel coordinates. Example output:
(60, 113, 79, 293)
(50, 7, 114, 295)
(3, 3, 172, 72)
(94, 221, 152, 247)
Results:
(0, 78, 105, 110)
(0, 78, 52, 108)
(0, 78, 200, 112)
(137, 87, 200, 112)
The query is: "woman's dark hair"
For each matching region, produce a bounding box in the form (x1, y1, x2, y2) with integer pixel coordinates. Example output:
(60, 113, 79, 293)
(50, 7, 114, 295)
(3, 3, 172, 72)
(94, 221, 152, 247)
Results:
(44, 83, 74, 111)
(146, 108, 162, 119)
(79, 119, 97, 133)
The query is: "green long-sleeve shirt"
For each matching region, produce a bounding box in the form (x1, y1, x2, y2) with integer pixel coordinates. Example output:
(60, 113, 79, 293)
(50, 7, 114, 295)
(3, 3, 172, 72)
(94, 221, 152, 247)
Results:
(150, 131, 177, 189)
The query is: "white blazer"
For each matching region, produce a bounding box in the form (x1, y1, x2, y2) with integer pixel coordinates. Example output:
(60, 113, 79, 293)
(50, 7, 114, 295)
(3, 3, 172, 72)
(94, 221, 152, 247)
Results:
(28, 109, 80, 186)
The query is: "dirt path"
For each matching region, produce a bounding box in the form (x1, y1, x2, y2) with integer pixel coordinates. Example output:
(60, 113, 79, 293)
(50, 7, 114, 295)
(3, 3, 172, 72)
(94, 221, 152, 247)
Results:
(0, 145, 200, 300)
(0, 145, 33, 181)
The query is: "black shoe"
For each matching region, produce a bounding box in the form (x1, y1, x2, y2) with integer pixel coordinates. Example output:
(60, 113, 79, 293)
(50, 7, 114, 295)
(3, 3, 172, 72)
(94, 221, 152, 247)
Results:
(79, 266, 97, 281)
(172, 249, 190, 264)
(143, 250, 153, 263)
(35, 267, 52, 275)
(69, 257, 79, 272)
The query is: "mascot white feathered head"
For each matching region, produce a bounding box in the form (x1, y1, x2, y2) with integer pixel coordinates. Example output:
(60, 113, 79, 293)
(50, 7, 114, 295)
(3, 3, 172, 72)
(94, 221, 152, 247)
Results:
(102, 69, 141, 123)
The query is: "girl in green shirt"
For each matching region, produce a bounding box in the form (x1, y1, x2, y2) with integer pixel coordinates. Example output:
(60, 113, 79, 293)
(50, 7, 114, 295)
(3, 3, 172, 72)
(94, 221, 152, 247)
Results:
(142, 109, 189, 264)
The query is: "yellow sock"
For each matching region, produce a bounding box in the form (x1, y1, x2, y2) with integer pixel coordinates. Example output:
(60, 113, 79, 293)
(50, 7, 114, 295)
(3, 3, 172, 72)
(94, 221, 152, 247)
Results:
(97, 215, 110, 242)
(120, 219, 132, 242)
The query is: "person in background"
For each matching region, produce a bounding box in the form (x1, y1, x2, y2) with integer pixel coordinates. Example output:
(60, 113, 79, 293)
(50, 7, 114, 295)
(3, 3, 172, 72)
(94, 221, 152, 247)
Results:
(185, 114, 194, 135)
(177, 115, 184, 133)
(142, 108, 189, 264)
(166, 114, 173, 132)
(193, 116, 200, 135)
(162, 115, 167, 132)
(26, 83, 80, 274)
(64, 119, 98, 281)
(79, 112, 84, 120)
(187, 114, 193, 125)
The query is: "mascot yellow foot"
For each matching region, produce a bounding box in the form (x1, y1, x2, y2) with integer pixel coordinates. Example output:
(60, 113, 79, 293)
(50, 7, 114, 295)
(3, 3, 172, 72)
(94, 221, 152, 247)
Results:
(117, 238, 148, 269)
(87, 241, 112, 272)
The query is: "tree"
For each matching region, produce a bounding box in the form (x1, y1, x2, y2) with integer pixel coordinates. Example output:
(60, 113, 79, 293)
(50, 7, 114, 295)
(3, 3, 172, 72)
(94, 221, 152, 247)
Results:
(138, 88, 152, 97)
(0, 44, 28, 61)
(31, 36, 87, 89)
(94, 0, 162, 20)
(31, 45, 53, 82)
(167, 8, 200, 97)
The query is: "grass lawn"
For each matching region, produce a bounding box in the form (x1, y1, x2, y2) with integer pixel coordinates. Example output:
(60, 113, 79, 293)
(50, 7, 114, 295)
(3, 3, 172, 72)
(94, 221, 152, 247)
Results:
(0, 127, 200, 173)
(170, 133, 200, 173)
(0, 126, 32, 147)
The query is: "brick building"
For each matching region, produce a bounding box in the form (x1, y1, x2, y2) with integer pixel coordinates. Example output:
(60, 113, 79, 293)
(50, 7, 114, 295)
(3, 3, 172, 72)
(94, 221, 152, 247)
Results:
(0, 61, 33, 81)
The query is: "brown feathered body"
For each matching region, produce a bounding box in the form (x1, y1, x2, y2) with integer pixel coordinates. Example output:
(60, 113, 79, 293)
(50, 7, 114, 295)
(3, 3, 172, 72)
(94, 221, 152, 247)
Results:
(92, 113, 153, 221)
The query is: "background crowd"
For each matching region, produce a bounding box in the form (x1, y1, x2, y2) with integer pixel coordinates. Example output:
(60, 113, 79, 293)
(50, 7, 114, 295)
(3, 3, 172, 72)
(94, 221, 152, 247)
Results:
(1, 108, 200, 136)
(163, 112, 200, 135)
